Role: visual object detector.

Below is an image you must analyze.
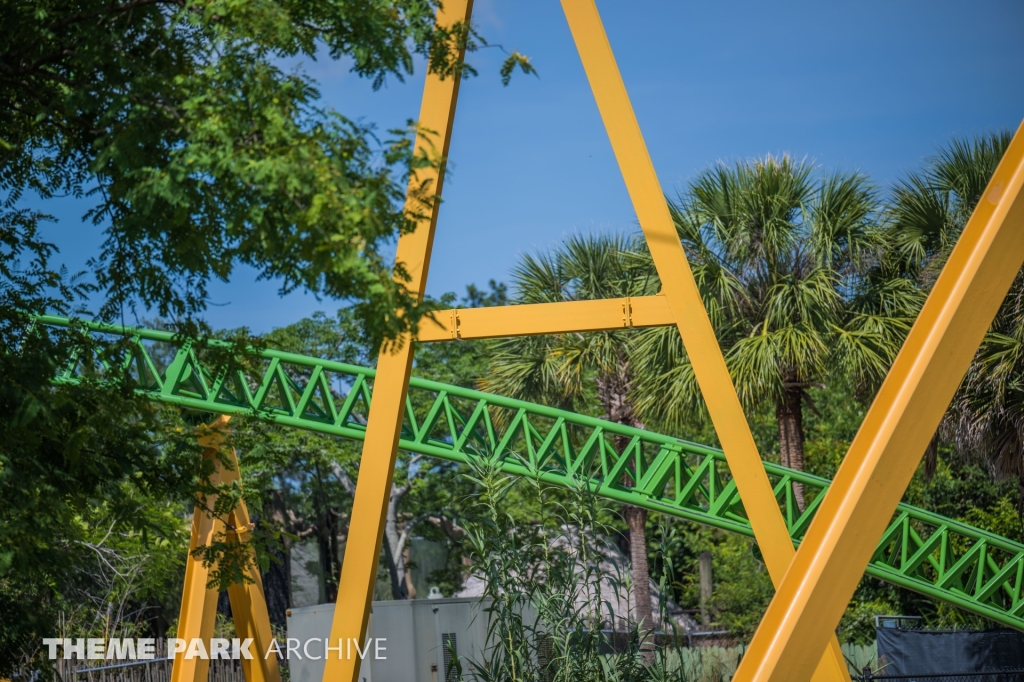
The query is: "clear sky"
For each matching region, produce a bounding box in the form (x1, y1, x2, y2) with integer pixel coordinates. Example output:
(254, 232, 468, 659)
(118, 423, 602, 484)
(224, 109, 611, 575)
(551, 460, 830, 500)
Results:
(33, 0, 1024, 333)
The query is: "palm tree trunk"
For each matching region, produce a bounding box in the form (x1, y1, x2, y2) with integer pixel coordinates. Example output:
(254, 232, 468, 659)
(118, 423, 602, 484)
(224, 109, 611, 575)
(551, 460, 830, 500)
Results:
(597, 361, 655, 662)
(623, 504, 654, 650)
(698, 551, 713, 629)
(776, 387, 806, 512)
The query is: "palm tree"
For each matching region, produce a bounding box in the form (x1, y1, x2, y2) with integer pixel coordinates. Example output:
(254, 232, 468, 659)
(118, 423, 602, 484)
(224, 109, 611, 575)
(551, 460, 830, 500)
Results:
(632, 155, 911, 510)
(481, 233, 661, 653)
(886, 132, 1022, 488)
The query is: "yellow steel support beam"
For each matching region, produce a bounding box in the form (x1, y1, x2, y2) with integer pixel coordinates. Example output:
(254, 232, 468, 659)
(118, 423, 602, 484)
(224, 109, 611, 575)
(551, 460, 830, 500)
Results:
(559, 1, 849, 679)
(172, 416, 279, 682)
(321, 3, 472, 681)
(417, 294, 674, 341)
(733, 122, 1024, 681)
(171, 422, 224, 682)
(220, 450, 280, 682)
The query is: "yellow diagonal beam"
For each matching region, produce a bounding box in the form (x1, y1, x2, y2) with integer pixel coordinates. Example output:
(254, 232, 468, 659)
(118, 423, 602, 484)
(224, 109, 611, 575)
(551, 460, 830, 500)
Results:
(559, 1, 849, 679)
(218, 441, 280, 682)
(417, 295, 675, 341)
(321, 3, 472, 682)
(733, 121, 1024, 681)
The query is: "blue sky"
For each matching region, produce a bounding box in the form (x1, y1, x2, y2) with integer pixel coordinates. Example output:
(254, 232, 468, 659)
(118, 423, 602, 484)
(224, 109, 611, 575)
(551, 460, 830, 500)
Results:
(33, 0, 1024, 333)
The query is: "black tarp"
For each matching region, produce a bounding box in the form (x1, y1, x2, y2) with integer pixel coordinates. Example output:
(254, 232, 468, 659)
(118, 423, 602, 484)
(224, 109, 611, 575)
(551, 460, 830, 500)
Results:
(875, 628, 1024, 675)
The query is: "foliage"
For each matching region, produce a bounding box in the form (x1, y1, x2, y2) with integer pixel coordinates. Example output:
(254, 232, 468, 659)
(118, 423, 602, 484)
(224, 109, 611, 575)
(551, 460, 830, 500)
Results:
(1, 0, 532, 668)
(631, 155, 916, 512)
(483, 233, 652, 414)
(886, 132, 1024, 488)
(482, 234, 659, 641)
(649, 370, 1024, 645)
(0, 216, 199, 673)
(459, 459, 724, 682)
(4, 98, 1024, 677)
(0, 365, 200, 673)
(805, 379, 1023, 635)
(0, 489, 189, 664)
(1, 0, 533, 340)
(634, 156, 906, 422)
(221, 282, 506, 608)
(234, 409, 360, 605)
(887, 132, 1013, 284)
(378, 281, 510, 598)
(468, 143, 1024, 650)
(654, 505, 1020, 647)
(662, 523, 772, 640)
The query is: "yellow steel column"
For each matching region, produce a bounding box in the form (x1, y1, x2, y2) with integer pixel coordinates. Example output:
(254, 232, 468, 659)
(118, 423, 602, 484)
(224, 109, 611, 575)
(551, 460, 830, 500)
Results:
(732, 122, 1024, 681)
(559, 1, 849, 679)
(321, 3, 472, 681)
(171, 416, 230, 682)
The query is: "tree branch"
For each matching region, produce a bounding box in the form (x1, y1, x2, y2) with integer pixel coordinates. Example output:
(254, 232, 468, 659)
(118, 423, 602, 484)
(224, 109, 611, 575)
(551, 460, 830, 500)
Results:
(329, 460, 356, 496)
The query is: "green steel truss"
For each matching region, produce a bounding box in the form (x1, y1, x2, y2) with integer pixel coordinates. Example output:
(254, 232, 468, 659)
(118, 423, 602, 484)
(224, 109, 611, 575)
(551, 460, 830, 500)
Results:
(35, 315, 1024, 631)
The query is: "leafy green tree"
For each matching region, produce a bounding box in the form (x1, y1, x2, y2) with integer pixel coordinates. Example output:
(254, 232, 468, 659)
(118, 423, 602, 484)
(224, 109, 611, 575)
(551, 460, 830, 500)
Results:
(0, 339, 200, 672)
(482, 234, 661, 647)
(886, 132, 1024, 488)
(632, 156, 914, 509)
(2, 0, 532, 339)
(367, 282, 511, 600)
(236, 413, 360, 613)
(225, 310, 374, 610)
(0, 217, 203, 671)
(0, 488, 192, 667)
(653, 375, 1024, 642)
(1, 2, 531, 666)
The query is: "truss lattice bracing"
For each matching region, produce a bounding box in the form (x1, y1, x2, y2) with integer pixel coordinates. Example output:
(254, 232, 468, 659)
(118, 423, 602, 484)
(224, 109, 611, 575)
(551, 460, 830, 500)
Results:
(35, 314, 1024, 632)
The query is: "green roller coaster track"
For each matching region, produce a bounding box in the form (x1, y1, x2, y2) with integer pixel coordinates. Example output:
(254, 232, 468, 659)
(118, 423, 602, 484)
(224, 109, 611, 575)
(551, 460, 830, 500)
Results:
(33, 315, 1024, 632)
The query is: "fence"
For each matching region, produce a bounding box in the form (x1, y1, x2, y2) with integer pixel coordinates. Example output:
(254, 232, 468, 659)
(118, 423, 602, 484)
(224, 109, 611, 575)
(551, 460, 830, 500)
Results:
(11, 639, 251, 682)
(63, 659, 245, 682)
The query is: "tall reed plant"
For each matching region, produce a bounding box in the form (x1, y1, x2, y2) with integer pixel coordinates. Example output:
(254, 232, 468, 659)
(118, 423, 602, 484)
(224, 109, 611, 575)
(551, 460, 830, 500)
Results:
(457, 458, 737, 682)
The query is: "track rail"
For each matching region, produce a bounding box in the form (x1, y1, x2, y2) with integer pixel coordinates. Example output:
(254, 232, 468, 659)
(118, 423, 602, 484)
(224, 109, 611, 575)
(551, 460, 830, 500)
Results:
(34, 315, 1024, 631)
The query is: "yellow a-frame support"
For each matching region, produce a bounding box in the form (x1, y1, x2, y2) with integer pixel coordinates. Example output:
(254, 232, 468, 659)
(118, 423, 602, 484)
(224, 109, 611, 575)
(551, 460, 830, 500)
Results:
(171, 416, 280, 682)
(170, 2, 1024, 681)
(324, 1, 849, 681)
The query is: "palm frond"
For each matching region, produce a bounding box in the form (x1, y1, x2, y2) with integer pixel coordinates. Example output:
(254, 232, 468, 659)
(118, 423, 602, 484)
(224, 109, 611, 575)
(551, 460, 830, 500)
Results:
(631, 155, 885, 428)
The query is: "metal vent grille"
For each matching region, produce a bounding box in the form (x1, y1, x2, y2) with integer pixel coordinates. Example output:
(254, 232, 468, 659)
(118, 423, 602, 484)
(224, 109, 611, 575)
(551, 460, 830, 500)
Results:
(441, 632, 457, 682)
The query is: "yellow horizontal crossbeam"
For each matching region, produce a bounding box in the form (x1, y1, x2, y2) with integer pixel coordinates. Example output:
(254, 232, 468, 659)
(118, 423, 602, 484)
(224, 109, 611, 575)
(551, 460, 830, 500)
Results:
(417, 295, 674, 341)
